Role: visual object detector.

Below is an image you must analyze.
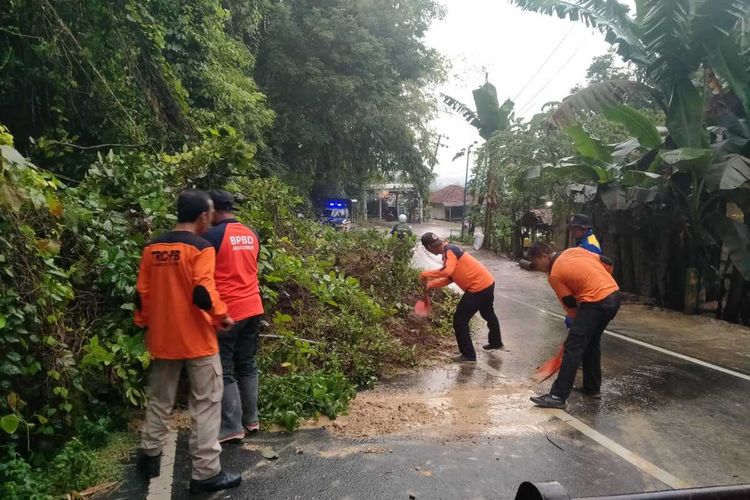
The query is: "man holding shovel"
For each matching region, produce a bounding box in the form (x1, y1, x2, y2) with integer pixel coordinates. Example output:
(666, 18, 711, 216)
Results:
(527, 243, 620, 409)
(419, 232, 502, 363)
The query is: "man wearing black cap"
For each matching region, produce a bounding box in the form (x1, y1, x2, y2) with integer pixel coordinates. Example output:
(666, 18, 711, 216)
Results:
(203, 191, 264, 442)
(568, 214, 601, 255)
(419, 232, 503, 363)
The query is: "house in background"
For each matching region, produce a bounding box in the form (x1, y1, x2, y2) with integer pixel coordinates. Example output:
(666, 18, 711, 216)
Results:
(429, 184, 474, 221)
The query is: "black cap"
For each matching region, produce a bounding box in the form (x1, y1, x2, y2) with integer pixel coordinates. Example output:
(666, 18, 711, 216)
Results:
(210, 191, 235, 212)
(567, 213, 592, 228)
(421, 232, 441, 247)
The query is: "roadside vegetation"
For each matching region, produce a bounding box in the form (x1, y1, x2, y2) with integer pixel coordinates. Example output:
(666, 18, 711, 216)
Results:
(457, 1, 750, 320)
(0, 0, 449, 497)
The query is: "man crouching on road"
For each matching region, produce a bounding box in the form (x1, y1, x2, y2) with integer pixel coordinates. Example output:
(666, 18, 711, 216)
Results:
(134, 190, 241, 494)
(419, 232, 503, 363)
(527, 242, 621, 409)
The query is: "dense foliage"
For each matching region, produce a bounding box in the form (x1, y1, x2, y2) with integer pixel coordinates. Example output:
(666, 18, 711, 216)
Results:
(506, 0, 750, 318)
(0, 128, 456, 498)
(0, 0, 450, 496)
(1, 0, 442, 194)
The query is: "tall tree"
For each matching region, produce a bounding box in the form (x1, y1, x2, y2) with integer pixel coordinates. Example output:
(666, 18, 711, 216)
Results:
(0, 0, 273, 157)
(254, 0, 445, 196)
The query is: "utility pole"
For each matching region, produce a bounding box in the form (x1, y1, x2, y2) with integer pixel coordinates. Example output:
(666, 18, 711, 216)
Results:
(431, 134, 449, 173)
(461, 142, 478, 240)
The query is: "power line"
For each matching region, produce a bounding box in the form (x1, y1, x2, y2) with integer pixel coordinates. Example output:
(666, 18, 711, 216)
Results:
(517, 39, 588, 117)
(512, 25, 575, 102)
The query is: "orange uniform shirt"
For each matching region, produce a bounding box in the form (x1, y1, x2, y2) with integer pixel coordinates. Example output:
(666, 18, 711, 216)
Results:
(134, 231, 228, 360)
(548, 247, 619, 318)
(203, 219, 264, 321)
(420, 244, 494, 293)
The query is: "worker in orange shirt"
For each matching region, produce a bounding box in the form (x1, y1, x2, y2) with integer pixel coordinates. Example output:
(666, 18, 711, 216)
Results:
(204, 191, 264, 443)
(420, 232, 502, 363)
(527, 243, 620, 409)
(134, 190, 241, 495)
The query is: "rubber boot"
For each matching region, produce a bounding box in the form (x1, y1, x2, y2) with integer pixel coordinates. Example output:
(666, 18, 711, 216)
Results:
(238, 373, 258, 429)
(219, 381, 244, 442)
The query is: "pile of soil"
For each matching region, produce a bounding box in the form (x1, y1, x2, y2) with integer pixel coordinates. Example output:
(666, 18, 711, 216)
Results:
(306, 376, 550, 440)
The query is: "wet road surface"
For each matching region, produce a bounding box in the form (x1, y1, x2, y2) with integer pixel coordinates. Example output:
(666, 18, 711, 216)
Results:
(110, 248, 750, 500)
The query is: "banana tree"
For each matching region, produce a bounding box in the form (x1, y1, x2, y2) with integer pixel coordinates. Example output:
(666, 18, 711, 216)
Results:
(511, 0, 750, 314)
(443, 80, 516, 245)
(442, 81, 515, 140)
(528, 104, 666, 203)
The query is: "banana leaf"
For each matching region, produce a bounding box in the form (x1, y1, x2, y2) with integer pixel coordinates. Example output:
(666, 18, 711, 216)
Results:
(565, 125, 612, 162)
(665, 79, 707, 148)
(550, 80, 658, 129)
(510, 0, 649, 65)
(472, 83, 514, 140)
(708, 212, 750, 280)
(441, 94, 481, 128)
(704, 154, 750, 192)
(602, 104, 662, 149)
(612, 138, 641, 162)
(621, 169, 665, 188)
(705, 37, 750, 115)
(659, 148, 714, 176)
(599, 184, 629, 211)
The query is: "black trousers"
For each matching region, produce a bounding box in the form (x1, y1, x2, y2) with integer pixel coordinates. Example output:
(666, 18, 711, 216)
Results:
(551, 292, 621, 400)
(453, 283, 502, 360)
(218, 315, 261, 385)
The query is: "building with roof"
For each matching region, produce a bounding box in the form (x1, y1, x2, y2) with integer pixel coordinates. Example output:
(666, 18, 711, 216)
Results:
(429, 184, 475, 221)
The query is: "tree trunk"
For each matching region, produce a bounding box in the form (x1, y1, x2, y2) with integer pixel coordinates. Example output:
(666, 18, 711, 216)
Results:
(721, 268, 747, 323)
(683, 267, 700, 314)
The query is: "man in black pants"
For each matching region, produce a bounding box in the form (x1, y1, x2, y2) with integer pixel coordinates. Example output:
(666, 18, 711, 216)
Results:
(420, 232, 502, 363)
(203, 191, 264, 441)
(527, 243, 621, 408)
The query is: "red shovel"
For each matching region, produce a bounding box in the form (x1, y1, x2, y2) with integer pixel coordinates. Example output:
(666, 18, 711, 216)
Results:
(414, 289, 432, 318)
(531, 344, 564, 383)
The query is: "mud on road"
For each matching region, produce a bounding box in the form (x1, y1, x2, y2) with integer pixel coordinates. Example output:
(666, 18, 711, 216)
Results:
(303, 364, 550, 440)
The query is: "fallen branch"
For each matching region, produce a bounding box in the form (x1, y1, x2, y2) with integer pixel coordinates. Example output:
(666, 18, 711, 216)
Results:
(74, 481, 119, 498)
(48, 141, 149, 151)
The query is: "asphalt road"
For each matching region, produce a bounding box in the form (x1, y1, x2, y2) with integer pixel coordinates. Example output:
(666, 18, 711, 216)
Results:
(109, 245, 750, 500)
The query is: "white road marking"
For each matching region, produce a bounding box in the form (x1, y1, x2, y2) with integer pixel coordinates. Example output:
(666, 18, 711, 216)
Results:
(495, 291, 750, 382)
(551, 410, 691, 489)
(146, 429, 178, 500)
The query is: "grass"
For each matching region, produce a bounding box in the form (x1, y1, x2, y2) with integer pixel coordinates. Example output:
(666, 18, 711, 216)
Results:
(85, 431, 139, 492)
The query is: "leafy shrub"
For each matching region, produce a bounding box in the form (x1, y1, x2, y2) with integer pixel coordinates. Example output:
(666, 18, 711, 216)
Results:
(259, 372, 356, 431)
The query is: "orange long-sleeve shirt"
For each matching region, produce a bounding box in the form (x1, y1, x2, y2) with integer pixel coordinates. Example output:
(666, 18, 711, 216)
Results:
(420, 244, 494, 293)
(548, 247, 619, 318)
(135, 231, 228, 359)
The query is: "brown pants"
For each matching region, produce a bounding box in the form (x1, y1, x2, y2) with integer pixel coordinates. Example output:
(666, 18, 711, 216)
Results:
(140, 354, 223, 480)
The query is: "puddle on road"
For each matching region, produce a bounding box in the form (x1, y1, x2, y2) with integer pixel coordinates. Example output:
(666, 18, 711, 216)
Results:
(303, 364, 555, 440)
